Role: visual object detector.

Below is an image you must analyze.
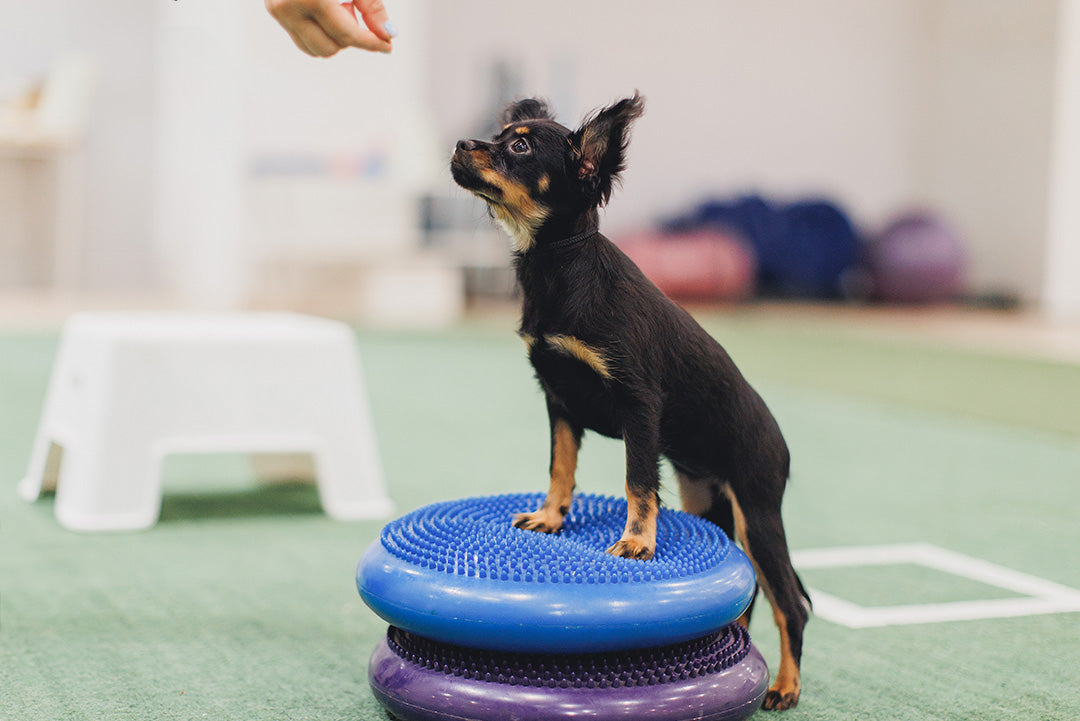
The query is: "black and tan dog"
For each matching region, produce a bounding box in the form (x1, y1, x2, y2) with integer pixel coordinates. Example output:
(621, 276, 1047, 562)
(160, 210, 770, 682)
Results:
(451, 93, 810, 710)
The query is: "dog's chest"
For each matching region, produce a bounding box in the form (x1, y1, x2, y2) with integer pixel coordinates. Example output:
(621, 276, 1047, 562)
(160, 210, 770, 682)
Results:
(522, 332, 621, 437)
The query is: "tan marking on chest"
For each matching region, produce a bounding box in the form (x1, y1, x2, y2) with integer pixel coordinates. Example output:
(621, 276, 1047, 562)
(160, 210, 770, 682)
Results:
(543, 334, 612, 379)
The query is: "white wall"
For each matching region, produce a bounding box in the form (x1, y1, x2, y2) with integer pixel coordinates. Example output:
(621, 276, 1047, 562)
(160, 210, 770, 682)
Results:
(153, 1, 246, 307)
(240, 0, 441, 262)
(428, 0, 924, 232)
(0, 0, 158, 291)
(0, 0, 438, 299)
(0, 0, 1066, 305)
(155, 0, 442, 306)
(427, 0, 1060, 302)
(1045, 0, 1080, 318)
(913, 0, 1058, 302)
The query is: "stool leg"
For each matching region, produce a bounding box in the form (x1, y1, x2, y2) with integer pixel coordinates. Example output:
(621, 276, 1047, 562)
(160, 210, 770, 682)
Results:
(315, 432, 393, 521)
(311, 351, 394, 521)
(53, 430, 162, 532)
(18, 435, 63, 501)
(19, 334, 77, 502)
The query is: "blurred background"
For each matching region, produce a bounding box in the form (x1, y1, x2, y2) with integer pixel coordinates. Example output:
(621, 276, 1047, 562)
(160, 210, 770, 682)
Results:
(1, 0, 1079, 330)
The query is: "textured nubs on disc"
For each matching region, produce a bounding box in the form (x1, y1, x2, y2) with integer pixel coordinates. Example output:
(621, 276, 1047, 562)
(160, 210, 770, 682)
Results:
(359, 492, 757, 653)
(386, 624, 754, 689)
(378, 492, 730, 584)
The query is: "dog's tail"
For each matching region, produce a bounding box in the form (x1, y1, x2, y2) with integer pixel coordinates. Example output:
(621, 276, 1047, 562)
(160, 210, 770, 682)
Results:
(795, 569, 813, 611)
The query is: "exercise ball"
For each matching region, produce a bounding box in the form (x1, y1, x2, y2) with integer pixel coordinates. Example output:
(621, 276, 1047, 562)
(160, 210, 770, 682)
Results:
(868, 212, 966, 303)
(617, 230, 757, 302)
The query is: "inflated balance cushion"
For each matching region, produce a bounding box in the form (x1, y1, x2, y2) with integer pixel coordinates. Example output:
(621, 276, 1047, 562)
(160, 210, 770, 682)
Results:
(357, 493, 757, 653)
(368, 623, 768, 721)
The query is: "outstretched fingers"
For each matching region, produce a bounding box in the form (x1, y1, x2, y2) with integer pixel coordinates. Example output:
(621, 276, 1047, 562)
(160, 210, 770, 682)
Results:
(266, 0, 394, 56)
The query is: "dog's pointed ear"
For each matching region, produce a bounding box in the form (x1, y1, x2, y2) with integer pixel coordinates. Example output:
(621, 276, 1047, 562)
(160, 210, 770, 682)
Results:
(570, 92, 644, 206)
(503, 98, 554, 125)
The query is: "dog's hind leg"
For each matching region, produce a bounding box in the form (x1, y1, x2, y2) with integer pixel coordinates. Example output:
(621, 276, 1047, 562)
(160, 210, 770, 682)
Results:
(721, 483, 809, 711)
(513, 399, 582, 534)
(676, 471, 759, 628)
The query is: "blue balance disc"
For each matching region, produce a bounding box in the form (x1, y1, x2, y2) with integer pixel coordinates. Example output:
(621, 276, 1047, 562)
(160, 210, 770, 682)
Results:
(357, 493, 756, 653)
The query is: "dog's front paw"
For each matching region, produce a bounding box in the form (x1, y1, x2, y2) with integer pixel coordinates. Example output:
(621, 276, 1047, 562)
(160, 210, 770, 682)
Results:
(761, 684, 800, 711)
(512, 508, 564, 534)
(606, 536, 655, 560)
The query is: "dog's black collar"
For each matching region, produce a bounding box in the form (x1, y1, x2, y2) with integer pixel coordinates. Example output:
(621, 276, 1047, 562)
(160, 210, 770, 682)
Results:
(534, 228, 598, 253)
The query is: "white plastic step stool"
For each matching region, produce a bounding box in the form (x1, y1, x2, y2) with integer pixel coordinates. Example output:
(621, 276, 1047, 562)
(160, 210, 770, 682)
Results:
(18, 312, 394, 531)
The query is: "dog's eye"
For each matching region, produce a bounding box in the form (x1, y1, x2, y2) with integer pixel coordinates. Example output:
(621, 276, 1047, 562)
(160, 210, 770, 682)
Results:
(510, 138, 529, 154)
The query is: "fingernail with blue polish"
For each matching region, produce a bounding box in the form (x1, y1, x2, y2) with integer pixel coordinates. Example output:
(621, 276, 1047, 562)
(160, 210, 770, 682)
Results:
(384, 21, 399, 38)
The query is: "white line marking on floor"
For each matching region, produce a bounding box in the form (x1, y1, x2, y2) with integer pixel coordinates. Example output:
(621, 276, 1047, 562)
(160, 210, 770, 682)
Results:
(792, 543, 1080, 628)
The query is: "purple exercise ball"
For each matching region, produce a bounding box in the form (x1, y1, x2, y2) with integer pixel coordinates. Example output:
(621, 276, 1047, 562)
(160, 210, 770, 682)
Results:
(869, 212, 966, 303)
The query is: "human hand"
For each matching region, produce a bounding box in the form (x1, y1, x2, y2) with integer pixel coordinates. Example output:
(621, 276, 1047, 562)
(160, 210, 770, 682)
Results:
(265, 0, 397, 57)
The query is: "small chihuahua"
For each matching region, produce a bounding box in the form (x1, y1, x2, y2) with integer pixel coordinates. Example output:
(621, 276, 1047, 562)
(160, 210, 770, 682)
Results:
(451, 93, 810, 710)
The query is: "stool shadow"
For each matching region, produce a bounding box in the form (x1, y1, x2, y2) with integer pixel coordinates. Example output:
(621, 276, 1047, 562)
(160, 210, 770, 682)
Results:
(158, 482, 323, 522)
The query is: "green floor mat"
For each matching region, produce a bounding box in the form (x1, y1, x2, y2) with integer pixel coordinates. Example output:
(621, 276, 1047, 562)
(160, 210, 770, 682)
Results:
(2, 316, 1078, 720)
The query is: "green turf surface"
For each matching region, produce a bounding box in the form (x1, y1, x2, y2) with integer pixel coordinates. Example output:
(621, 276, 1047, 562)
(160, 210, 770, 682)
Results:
(2, 311, 1079, 720)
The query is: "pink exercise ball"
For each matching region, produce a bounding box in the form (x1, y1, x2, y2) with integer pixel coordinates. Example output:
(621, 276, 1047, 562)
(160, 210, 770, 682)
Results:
(617, 229, 757, 302)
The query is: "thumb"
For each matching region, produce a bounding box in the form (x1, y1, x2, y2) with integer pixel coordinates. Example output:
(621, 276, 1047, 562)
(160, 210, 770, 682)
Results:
(353, 0, 396, 42)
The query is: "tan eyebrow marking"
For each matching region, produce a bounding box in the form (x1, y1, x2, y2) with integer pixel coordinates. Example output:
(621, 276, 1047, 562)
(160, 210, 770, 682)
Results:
(515, 126, 530, 135)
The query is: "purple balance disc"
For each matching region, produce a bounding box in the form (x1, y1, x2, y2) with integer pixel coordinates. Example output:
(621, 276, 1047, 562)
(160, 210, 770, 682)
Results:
(370, 624, 768, 721)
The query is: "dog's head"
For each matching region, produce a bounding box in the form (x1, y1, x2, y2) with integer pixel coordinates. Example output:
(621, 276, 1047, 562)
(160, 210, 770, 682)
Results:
(451, 93, 644, 252)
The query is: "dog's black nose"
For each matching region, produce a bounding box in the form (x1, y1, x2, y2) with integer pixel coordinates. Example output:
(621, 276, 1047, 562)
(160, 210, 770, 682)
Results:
(456, 139, 480, 152)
